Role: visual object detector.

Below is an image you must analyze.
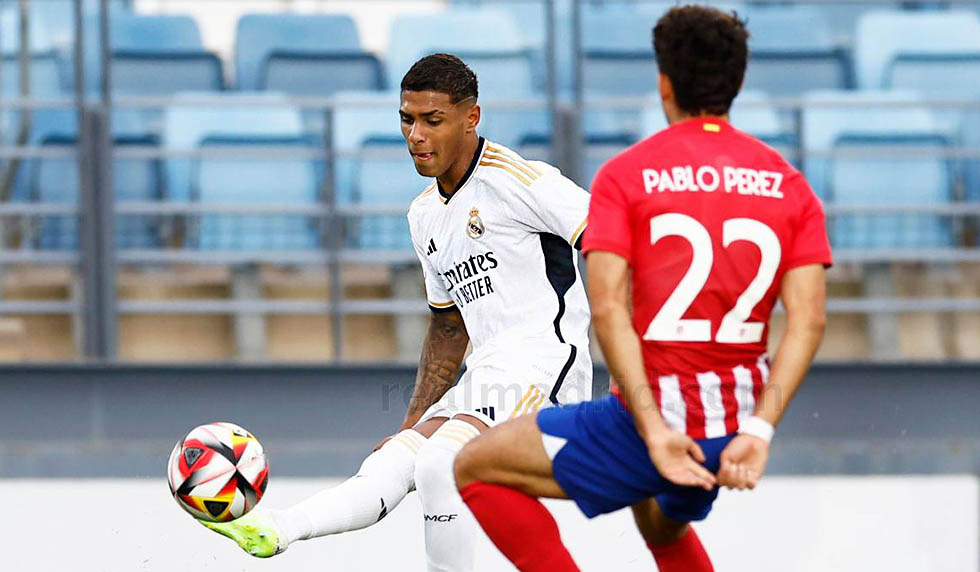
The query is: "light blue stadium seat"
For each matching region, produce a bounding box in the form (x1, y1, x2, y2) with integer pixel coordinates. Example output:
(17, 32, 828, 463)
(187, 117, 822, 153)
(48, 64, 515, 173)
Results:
(855, 10, 980, 89)
(801, 90, 942, 197)
(162, 93, 306, 202)
(262, 52, 383, 95)
(109, 14, 223, 136)
(387, 7, 526, 87)
(828, 134, 953, 249)
(452, 0, 562, 92)
(387, 7, 546, 146)
(111, 13, 202, 51)
(351, 137, 426, 250)
(742, 6, 851, 96)
(112, 53, 224, 96)
(235, 13, 362, 91)
(1, 5, 53, 53)
(1, 53, 74, 201)
(802, 90, 952, 249)
(636, 91, 788, 151)
(31, 135, 163, 250)
(191, 136, 319, 251)
(331, 91, 404, 207)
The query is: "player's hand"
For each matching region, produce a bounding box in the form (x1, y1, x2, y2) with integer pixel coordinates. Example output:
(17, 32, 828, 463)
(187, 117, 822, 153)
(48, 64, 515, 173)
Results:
(717, 434, 769, 490)
(646, 429, 716, 491)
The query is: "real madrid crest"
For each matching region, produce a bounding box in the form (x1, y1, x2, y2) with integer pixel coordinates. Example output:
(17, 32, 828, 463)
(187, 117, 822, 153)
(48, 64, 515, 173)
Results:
(466, 207, 485, 239)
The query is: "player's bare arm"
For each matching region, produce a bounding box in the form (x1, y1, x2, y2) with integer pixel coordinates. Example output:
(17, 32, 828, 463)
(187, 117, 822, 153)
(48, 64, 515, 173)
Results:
(587, 251, 716, 491)
(718, 263, 826, 490)
(405, 307, 469, 428)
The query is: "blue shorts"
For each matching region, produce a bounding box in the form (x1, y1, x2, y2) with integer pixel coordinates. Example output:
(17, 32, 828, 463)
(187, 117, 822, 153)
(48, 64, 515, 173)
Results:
(537, 394, 733, 522)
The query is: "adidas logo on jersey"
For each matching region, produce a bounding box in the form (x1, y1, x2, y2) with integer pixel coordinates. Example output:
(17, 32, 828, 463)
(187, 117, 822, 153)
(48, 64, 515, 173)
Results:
(426, 238, 437, 255)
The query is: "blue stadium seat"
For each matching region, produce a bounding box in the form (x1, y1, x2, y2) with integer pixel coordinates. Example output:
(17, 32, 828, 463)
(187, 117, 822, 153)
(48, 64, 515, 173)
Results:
(331, 91, 404, 207)
(855, 10, 980, 89)
(111, 14, 203, 51)
(235, 13, 362, 91)
(451, 0, 563, 92)
(191, 136, 320, 251)
(108, 14, 223, 136)
(351, 137, 426, 250)
(742, 6, 851, 95)
(802, 90, 951, 249)
(162, 93, 306, 202)
(30, 135, 163, 250)
(112, 52, 224, 96)
(801, 90, 942, 197)
(387, 7, 548, 147)
(1, 5, 53, 53)
(1, 53, 74, 201)
(261, 52, 383, 95)
(828, 134, 953, 249)
(636, 91, 789, 152)
(386, 7, 527, 87)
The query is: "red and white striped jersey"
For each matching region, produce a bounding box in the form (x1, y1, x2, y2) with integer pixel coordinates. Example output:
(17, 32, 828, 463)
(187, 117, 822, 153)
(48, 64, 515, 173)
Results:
(582, 117, 832, 439)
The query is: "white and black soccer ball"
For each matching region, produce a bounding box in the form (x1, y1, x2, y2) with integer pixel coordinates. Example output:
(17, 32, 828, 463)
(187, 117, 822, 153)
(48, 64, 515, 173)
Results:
(167, 422, 269, 522)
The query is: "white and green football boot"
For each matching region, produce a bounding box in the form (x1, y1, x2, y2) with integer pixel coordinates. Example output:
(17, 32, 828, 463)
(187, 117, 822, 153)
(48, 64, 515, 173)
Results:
(200, 509, 288, 558)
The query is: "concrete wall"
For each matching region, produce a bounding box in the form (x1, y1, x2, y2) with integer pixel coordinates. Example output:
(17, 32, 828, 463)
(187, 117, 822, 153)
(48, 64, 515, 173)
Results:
(5, 476, 977, 572)
(1, 363, 979, 477)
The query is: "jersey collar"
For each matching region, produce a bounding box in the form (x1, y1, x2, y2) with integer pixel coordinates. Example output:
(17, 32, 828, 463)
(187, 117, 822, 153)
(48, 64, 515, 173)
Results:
(438, 136, 486, 204)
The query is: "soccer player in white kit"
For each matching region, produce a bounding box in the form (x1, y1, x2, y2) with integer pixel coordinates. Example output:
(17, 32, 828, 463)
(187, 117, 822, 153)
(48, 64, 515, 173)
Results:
(201, 53, 593, 572)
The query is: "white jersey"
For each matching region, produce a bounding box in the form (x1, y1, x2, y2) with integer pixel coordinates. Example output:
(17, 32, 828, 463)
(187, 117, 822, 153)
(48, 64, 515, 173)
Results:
(408, 138, 592, 414)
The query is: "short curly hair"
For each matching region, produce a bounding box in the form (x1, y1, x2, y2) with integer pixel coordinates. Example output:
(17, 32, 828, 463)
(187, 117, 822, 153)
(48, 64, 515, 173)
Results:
(401, 53, 479, 104)
(653, 5, 749, 116)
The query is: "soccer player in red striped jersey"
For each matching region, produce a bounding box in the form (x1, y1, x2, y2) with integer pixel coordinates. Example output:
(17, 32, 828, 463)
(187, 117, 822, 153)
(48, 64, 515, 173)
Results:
(454, 6, 831, 571)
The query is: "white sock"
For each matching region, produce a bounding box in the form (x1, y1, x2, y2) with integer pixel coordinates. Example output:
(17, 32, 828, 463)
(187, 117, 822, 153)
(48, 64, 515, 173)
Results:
(414, 419, 481, 572)
(273, 429, 425, 544)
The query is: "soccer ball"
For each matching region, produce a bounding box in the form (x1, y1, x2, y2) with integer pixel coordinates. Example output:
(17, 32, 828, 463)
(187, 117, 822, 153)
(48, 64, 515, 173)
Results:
(167, 422, 269, 522)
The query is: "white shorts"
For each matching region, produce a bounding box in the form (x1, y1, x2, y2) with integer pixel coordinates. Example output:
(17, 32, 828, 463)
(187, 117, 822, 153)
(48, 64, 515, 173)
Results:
(420, 342, 592, 428)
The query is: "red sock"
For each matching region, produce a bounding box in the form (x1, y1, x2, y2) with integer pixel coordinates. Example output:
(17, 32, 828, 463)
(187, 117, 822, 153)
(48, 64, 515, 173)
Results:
(460, 482, 579, 572)
(648, 527, 714, 572)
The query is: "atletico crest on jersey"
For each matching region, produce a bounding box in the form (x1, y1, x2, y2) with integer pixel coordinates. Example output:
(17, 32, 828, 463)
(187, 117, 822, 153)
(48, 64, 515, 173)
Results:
(467, 207, 485, 239)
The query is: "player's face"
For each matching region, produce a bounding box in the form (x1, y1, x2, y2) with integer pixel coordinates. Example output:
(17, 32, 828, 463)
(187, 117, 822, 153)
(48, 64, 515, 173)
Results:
(399, 90, 478, 178)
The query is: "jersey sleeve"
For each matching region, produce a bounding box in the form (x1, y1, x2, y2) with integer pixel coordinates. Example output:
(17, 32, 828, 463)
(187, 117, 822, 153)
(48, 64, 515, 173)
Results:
(516, 169, 590, 248)
(580, 163, 632, 261)
(784, 174, 833, 270)
(409, 212, 456, 313)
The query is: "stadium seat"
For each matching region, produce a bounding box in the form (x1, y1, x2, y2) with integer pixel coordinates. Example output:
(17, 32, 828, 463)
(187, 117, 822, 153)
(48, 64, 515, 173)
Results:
(191, 136, 320, 251)
(0, 5, 53, 53)
(261, 52, 383, 95)
(350, 137, 425, 250)
(828, 134, 953, 249)
(452, 0, 564, 92)
(386, 7, 527, 88)
(235, 13, 362, 91)
(29, 135, 164, 250)
(855, 10, 980, 89)
(111, 13, 203, 52)
(387, 7, 549, 147)
(801, 90, 943, 197)
(802, 90, 952, 249)
(636, 91, 789, 152)
(162, 93, 306, 202)
(108, 14, 224, 136)
(330, 90, 404, 206)
(742, 6, 852, 95)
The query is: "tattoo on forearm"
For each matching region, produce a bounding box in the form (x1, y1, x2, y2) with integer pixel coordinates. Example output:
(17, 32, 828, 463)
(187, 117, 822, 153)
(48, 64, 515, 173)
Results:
(405, 310, 469, 421)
